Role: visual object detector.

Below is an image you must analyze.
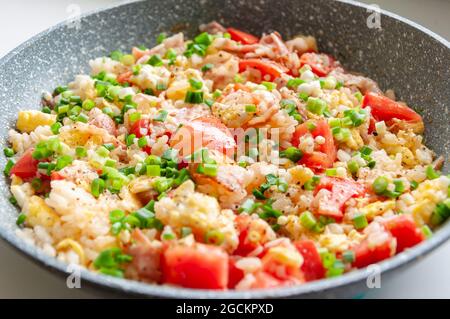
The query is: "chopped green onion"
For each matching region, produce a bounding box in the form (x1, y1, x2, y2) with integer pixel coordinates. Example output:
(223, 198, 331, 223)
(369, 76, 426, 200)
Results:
(421, 225, 433, 238)
(55, 155, 73, 171)
(153, 177, 173, 194)
(360, 146, 372, 156)
(16, 213, 26, 226)
(280, 146, 303, 163)
(245, 104, 257, 113)
(372, 176, 389, 195)
(147, 54, 164, 67)
(261, 81, 276, 91)
(300, 211, 317, 230)
(194, 32, 213, 46)
(304, 176, 321, 191)
(347, 160, 359, 175)
(325, 168, 337, 176)
(287, 78, 305, 89)
(393, 179, 405, 193)
(3, 147, 15, 158)
(342, 250, 355, 263)
(126, 134, 136, 147)
(91, 178, 105, 198)
(9, 196, 17, 206)
(201, 63, 213, 72)
(105, 158, 117, 167)
(238, 199, 256, 214)
(110, 50, 123, 61)
(352, 213, 368, 230)
(109, 209, 125, 223)
(146, 165, 161, 177)
(201, 163, 217, 177)
(96, 146, 110, 157)
(137, 136, 148, 148)
(426, 165, 440, 180)
(128, 112, 141, 123)
(42, 106, 52, 114)
(188, 78, 203, 90)
(306, 97, 327, 115)
(410, 180, 419, 190)
(156, 32, 166, 44)
(184, 91, 204, 104)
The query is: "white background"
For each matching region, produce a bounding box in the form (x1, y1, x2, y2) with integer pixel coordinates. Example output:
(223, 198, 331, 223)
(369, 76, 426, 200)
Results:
(0, 0, 449, 298)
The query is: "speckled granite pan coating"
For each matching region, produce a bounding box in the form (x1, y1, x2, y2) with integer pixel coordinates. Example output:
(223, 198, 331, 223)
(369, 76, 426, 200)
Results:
(0, 0, 448, 298)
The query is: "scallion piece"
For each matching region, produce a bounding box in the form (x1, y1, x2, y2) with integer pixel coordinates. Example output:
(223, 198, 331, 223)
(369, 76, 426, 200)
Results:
(306, 97, 327, 115)
(156, 32, 166, 44)
(352, 213, 368, 230)
(91, 178, 105, 198)
(201, 63, 213, 72)
(300, 211, 317, 230)
(3, 147, 14, 158)
(188, 78, 203, 90)
(147, 54, 163, 67)
(372, 176, 389, 195)
(279, 147, 303, 163)
(138, 136, 148, 148)
(50, 122, 62, 135)
(128, 112, 141, 123)
(245, 104, 257, 113)
(425, 165, 440, 180)
(55, 155, 73, 171)
(184, 91, 204, 104)
(16, 213, 26, 226)
(146, 165, 161, 177)
(261, 81, 276, 91)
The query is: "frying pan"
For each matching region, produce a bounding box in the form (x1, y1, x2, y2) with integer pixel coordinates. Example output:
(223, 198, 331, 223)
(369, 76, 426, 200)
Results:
(0, 0, 448, 298)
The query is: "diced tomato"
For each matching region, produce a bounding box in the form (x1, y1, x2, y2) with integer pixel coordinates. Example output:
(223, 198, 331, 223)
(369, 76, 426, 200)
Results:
(161, 243, 229, 290)
(294, 240, 325, 281)
(117, 71, 133, 85)
(299, 53, 337, 77)
(233, 215, 264, 257)
(291, 119, 337, 171)
(233, 215, 265, 256)
(228, 257, 245, 289)
(10, 149, 38, 179)
(170, 116, 236, 157)
(239, 59, 289, 81)
(383, 215, 425, 253)
(313, 176, 366, 218)
(227, 27, 259, 45)
(352, 233, 395, 268)
(130, 119, 150, 138)
(50, 171, 65, 181)
(368, 116, 376, 134)
(362, 92, 422, 123)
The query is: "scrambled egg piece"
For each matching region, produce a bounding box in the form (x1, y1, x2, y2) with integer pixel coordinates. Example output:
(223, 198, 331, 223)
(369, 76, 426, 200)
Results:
(26, 195, 59, 228)
(56, 238, 86, 265)
(361, 200, 396, 220)
(155, 180, 238, 252)
(17, 110, 56, 133)
(406, 176, 449, 225)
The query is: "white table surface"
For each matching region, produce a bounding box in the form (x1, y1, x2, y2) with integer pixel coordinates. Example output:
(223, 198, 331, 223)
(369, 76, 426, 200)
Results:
(0, 0, 449, 298)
